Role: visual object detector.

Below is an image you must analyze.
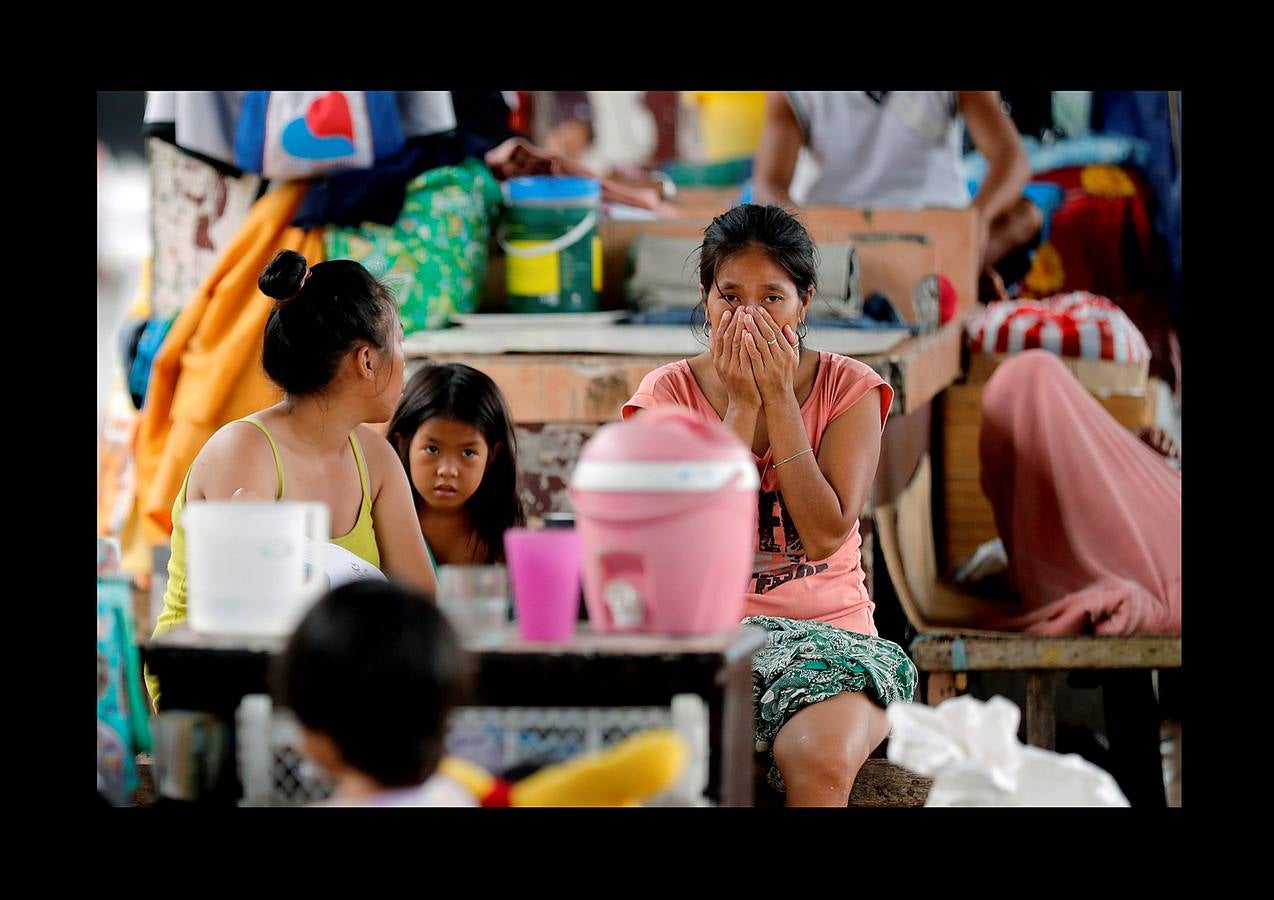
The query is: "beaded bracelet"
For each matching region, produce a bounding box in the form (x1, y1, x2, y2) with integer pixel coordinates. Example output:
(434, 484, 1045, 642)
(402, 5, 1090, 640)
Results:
(772, 447, 814, 469)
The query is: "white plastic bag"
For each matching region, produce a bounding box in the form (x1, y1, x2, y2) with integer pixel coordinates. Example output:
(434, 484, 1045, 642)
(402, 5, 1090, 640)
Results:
(886, 694, 1129, 806)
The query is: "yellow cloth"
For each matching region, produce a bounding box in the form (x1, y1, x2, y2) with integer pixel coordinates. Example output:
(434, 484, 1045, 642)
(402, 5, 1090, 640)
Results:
(134, 182, 323, 546)
(233, 418, 380, 569)
(682, 91, 767, 162)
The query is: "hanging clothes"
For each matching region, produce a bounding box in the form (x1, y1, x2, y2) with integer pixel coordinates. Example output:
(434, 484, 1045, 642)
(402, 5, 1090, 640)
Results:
(134, 182, 324, 544)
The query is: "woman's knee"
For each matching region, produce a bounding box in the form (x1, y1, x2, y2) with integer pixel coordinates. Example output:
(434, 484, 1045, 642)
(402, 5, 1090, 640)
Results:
(773, 731, 868, 790)
(772, 696, 884, 788)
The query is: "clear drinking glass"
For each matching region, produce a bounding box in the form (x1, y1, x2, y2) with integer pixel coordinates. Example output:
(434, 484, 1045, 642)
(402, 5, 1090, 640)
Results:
(436, 565, 509, 647)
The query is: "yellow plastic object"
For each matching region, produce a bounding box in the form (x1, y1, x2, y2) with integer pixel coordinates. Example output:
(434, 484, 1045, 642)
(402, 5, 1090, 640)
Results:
(438, 728, 690, 808)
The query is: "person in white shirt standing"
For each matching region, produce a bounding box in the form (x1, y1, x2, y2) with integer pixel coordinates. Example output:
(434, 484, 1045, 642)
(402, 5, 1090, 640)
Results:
(754, 91, 1040, 299)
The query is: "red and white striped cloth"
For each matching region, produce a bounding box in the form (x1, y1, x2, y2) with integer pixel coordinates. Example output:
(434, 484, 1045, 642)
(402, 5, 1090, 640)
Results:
(966, 292, 1151, 363)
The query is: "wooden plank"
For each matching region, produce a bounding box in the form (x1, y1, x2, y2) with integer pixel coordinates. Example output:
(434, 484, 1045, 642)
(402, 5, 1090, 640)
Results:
(943, 481, 985, 504)
(942, 414, 984, 436)
(945, 375, 1151, 427)
(941, 408, 999, 562)
(942, 427, 984, 448)
(798, 208, 978, 320)
(946, 525, 998, 549)
(884, 314, 968, 415)
(754, 757, 934, 808)
(941, 449, 985, 469)
(404, 323, 908, 359)
(719, 653, 757, 807)
(408, 355, 669, 425)
(407, 327, 927, 424)
(926, 671, 960, 706)
(943, 512, 997, 532)
(944, 524, 999, 548)
(947, 545, 993, 567)
(911, 635, 1183, 671)
(147, 621, 767, 660)
(941, 456, 984, 479)
(848, 759, 933, 808)
(943, 481, 995, 501)
(941, 511, 999, 533)
(942, 516, 995, 547)
(942, 461, 988, 482)
(1099, 394, 1156, 430)
(1025, 671, 1057, 750)
(947, 537, 999, 567)
(967, 352, 1151, 396)
(942, 387, 987, 415)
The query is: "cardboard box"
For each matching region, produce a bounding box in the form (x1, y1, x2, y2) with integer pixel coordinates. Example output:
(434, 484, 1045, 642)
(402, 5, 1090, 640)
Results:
(598, 205, 976, 326)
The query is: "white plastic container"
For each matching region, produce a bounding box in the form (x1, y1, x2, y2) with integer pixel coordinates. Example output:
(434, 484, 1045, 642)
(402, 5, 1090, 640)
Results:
(184, 500, 329, 637)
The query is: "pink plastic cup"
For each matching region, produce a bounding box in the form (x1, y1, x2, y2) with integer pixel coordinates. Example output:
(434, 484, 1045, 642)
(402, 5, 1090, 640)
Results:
(504, 527, 582, 641)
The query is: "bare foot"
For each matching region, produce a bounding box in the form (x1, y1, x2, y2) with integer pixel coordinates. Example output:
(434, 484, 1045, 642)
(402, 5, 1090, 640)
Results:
(1137, 427, 1181, 464)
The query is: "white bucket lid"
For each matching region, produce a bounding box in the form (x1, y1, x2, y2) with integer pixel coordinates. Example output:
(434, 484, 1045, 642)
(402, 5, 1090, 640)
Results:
(571, 459, 759, 493)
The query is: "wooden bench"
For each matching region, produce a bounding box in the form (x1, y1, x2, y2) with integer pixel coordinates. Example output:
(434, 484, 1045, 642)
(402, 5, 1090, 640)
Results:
(911, 633, 1181, 749)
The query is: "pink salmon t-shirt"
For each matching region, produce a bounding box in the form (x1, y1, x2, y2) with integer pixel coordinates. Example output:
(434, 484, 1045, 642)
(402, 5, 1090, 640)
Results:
(622, 351, 892, 635)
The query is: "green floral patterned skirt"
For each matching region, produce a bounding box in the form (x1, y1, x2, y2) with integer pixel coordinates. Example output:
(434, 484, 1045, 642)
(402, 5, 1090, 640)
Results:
(324, 157, 503, 335)
(745, 615, 918, 792)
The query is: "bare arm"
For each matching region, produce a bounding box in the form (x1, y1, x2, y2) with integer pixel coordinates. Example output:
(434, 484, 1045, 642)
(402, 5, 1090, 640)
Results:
(959, 91, 1031, 265)
(360, 426, 439, 596)
(740, 309, 882, 561)
(764, 385, 882, 561)
(752, 92, 803, 209)
(484, 136, 666, 212)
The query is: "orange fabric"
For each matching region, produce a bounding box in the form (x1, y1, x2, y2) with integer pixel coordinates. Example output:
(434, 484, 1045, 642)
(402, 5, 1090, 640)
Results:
(134, 183, 324, 543)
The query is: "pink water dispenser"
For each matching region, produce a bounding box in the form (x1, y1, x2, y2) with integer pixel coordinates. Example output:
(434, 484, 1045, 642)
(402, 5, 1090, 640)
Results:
(569, 406, 759, 635)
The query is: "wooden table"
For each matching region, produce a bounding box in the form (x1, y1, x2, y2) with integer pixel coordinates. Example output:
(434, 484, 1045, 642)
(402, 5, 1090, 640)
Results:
(403, 314, 967, 423)
(142, 622, 766, 807)
(911, 633, 1183, 749)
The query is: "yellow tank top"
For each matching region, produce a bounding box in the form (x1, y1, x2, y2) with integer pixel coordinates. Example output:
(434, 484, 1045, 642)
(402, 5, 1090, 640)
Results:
(146, 418, 379, 710)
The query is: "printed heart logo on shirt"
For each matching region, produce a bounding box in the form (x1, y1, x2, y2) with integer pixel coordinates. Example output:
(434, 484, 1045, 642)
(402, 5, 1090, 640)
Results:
(281, 92, 357, 161)
(305, 91, 354, 141)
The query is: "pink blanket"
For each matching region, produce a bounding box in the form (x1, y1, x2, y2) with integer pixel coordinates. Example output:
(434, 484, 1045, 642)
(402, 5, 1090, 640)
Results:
(975, 350, 1180, 636)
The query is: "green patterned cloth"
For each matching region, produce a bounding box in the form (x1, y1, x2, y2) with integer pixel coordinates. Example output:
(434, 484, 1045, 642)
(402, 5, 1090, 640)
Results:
(324, 157, 504, 335)
(745, 615, 918, 792)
